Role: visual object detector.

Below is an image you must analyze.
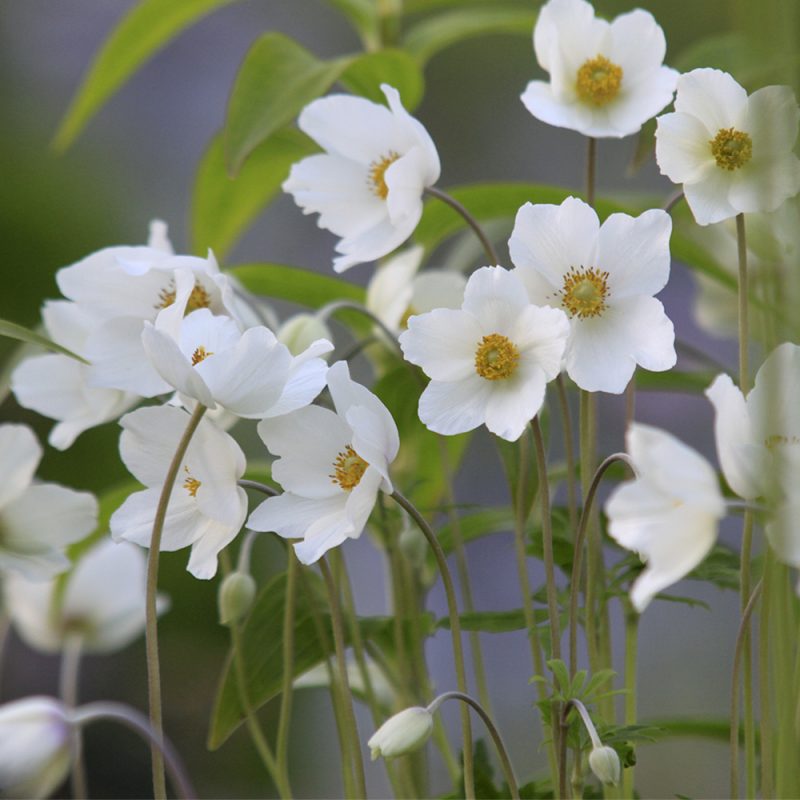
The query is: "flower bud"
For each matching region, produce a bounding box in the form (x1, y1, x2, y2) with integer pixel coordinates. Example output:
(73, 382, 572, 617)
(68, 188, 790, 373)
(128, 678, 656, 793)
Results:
(367, 706, 434, 761)
(588, 744, 621, 786)
(398, 521, 427, 568)
(0, 696, 72, 799)
(277, 314, 333, 357)
(218, 571, 257, 626)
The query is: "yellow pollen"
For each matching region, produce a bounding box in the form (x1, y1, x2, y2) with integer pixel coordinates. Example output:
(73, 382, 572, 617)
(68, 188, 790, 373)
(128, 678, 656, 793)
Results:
(330, 445, 369, 490)
(576, 55, 623, 106)
(183, 467, 201, 497)
(368, 151, 400, 199)
(710, 127, 753, 171)
(560, 266, 610, 319)
(474, 333, 520, 381)
(765, 434, 800, 449)
(399, 305, 417, 330)
(156, 280, 212, 313)
(191, 345, 213, 366)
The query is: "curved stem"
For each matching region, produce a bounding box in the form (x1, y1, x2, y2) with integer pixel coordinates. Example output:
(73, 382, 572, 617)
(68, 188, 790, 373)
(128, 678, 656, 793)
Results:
(390, 489, 475, 800)
(319, 556, 368, 800)
(276, 551, 298, 797)
(424, 186, 499, 266)
(70, 702, 196, 800)
(429, 692, 520, 800)
(145, 402, 206, 799)
(662, 190, 685, 214)
(316, 300, 403, 358)
(238, 479, 279, 497)
(60, 634, 87, 800)
(556, 375, 578, 532)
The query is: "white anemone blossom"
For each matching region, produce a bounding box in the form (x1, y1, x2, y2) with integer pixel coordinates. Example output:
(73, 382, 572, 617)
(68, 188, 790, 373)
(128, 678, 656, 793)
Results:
(655, 68, 800, 225)
(521, 0, 678, 138)
(399, 266, 569, 441)
(605, 424, 726, 613)
(0, 425, 97, 581)
(4, 539, 165, 655)
(110, 406, 247, 579)
(283, 84, 440, 273)
(509, 196, 676, 394)
(141, 308, 333, 418)
(248, 361, 399, 564)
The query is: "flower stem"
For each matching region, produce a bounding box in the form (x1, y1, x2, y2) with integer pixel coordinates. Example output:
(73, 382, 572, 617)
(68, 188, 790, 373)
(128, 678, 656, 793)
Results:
(621, 603, 638, 800)
(316, 300, 403, 358)
(319, 556, 368, 800)
(70, 701, 196, 799)
(424, 186, 499, 265)
(556, 375, 579, 532)
(390, 489, 475, 800)
(586, 137, 597, 208)
(429, 692, 521, 800)
(60, 633, 87, 800)
(145, 402, 206, 800)
(736, 213, 750, 393)
(276, 551, 298, 797)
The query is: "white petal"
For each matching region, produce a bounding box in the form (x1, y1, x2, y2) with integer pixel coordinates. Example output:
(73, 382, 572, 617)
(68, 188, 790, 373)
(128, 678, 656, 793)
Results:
(655, 112, 716, 185)
(511, 305, 571, 378)
(534, 0, 598, 73)
(674, 68, 749, 132)
(343, 467, 383, 533)
(186, 514, 244, 580)
(746, 85, 800, 159)
(411, 270, 466, 314)
(483, 371, 547, 441)
(247, 493, 346, 540)
(384, 147, 428, 227)
(683, 168, 739, 226)
(4, 573, 59, 653)
(609, 9, 666, 80)
(520, 80, 596, 137)
(366, 247, 421, 331)
(293, 510, 355, 565)
(262, 348, 331, 418)
(333, 215, 416, 273)
(606, 67, 678, 137)
(728, 154, 800, 216)
(418, 375, 492, 436)
(347, 404, 396, 483)
(461, 267, 531, 331)
(0, 424, 41, 509)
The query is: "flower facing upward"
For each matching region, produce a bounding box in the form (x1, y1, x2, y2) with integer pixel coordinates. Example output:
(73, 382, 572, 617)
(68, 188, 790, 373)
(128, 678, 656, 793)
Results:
(247, 361, 399, 565)
(655, 68, 800, 225)
(399, 266, 569, 441)
(605, 424, 725, 613)
(521, 0, 678, 138)
(283, 84, 440, 272)
(509, 197, 676, 394)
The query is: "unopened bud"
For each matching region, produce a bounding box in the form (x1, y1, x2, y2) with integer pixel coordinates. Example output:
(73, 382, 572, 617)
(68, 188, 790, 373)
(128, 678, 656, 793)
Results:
(277, 314, 333, 356)
(398, 521, 427, 567)
(588, 744, 621, 786)
(367, 706, 434, 760)
(218, 572, 257, 626)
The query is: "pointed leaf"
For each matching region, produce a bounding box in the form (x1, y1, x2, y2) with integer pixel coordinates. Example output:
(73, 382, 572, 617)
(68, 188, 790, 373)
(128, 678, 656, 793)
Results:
(0, 320, 88, 364)
(340, 49, 425, 110)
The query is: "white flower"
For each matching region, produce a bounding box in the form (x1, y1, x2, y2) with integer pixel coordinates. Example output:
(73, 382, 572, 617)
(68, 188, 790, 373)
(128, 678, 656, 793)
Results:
(283, 84, 440, 272)
(11, 300, 137, 450)
(366, 245, 466, 335)
(605, 424, 725, 612)
(509, 196, 676, 394)
(521, 0, 677, 138)
(247, 361, 399, 564)
(367, 706, 434, 761)
(0, 697, 72, 799)
(277, 313, 333, 357)
(399, 266, 569, 441)
(588, 745, 621, 787)
(141, 308, 333, 418)
(0, 425, 97, 581)
(4, 539, 165, 655)
(655, 68, 800, 225)
(110, 406, 247, 579)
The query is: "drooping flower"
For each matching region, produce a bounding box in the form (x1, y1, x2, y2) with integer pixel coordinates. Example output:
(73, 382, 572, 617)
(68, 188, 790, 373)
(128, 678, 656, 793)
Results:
(0, 425, 97, 581)
(399, 266, 569, 441)
(521, 0, 678, 138)
(605, 423, 726, 612)
(368, 707, 434, 761)
(110, 406, 247, 579)
(508, 196, 676, 393)
(141, 308, 333, 418)
(0, 696, 73, 799)
(655, 68, 800, 225)
(283, 84, 440, 272)
(247, 361, 399, 564)
(4, 539, 166, 655)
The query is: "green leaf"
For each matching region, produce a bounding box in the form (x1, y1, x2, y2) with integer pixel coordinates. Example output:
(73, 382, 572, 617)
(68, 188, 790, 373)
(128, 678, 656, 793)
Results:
(53, 0, 236, 151)
(527, 507, 574, 574)
(438, 609, 527, 633)
(340, 49, 425, 110)
(192, 128, 318, 259)
(323, 0, 379, 44)
(435, 508, 517, 559)
(686, 544, 740, 591)
(225, 33, 351, 174)
(635, 369, 717, 394)
(403, 6, 536, 63)
(0, 320, 88, 364)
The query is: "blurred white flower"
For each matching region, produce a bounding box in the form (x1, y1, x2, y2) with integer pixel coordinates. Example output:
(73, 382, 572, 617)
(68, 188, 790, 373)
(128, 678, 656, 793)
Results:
(367, 706, 434, 761)
(655, 68, 800, 225)
(110, 406, 247, 579)
(248, 361, 399, 564)
(0, 696, 72, 799)
(4, 539, 165, 655)
(399, 266, 569, 441)
(509, 196, 675, 393)
(521, 0, 677, 138)
(605, 423, 725, 612)
(283, 84, 440, 272)
(277, 313, 333, 357)
(0, 425, 97, 581)
(588, 744, 621, 787)
(141, 308, 332, 418)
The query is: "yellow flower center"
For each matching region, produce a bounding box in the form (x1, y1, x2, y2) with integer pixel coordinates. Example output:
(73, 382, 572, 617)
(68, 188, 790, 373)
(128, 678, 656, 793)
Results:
(764, 434, 800, 449)
(191, 345, 213, 366)
(183, 467, 201, 497)
(576, 55, 623, 106)
(710, 127, 753, 171)
(474, 333, 520, 381)
(368, 151, 400, 199)
(330, 445, 369, 490)
(156, 280, 212, 313)
(560, 267, 610, 319)
(399, 305, 417, 330)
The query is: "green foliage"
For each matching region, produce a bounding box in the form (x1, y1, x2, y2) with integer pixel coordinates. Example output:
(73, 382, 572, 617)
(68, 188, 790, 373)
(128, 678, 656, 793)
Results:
(0, 320, 88, 364)
(340, 49, 425, 110)
(495, 426, 538, 524)
(322, 0, 380, 45)
(635, 368, 717, 394)
(53, 0, 237, 151)
(527, 507, 574, 574)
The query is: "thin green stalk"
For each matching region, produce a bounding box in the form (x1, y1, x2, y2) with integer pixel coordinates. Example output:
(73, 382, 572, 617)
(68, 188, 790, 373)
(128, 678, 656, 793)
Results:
(621, 605, 638, 800)
(145, 403, 206, 800)
(579, 391, 599, 672)
(556, 375, 579, 532)
(0, 612, 9, 690)
(319, 556, 368, 800)
(60, 634, 87, 800)
(586, 137, 597, 208)
(773, 561, 796, 797)
(624, 378, 635, 431)
(391, 489, 475, 800)
(736, 213, 750, 393)
(276, 551, 298, 798)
